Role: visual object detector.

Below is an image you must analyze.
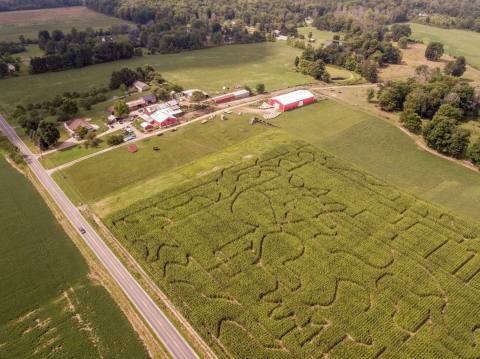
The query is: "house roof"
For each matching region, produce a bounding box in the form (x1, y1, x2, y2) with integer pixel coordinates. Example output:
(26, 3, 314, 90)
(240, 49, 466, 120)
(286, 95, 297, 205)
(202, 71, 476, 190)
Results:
(133, 81, 149, 89)
(66, 118, 93, 131)
(142, 94, 156, 102)
(270, 90, 315, 105)
(127, 98, 146, 108)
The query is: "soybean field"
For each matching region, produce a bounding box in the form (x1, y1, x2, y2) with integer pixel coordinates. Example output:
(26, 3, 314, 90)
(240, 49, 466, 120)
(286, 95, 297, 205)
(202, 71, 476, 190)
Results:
(0, 158, 149, 358)
(107, 140, 480, 358)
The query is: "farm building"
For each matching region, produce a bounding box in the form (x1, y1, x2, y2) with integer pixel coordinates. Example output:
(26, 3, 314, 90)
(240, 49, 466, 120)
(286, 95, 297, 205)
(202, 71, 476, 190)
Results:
(64, 118, 94, 136)
(151, 111, 178, 128)
(145, 99, 183, 117)
(133, 81, 150, 92)
(140, 122, 154, 131)
(182, 89, 208, 100)
(269, 90, 315, 112)
(142, 94, 157, 105)
(212, 89, 250, 104)
(127, 98, 146, 111)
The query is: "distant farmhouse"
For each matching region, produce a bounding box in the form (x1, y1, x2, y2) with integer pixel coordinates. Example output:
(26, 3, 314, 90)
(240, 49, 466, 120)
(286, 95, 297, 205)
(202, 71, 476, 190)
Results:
(64, 118, 95, 138)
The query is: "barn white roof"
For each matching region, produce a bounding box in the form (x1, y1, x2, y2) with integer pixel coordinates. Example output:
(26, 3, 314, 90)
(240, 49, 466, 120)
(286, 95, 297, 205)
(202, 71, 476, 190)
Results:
(271, 90, 315, 105)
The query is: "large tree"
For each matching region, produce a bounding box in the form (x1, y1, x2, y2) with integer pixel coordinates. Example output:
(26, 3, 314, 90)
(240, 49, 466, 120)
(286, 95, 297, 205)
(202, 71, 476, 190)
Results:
(36, 121, 60, 150)
(425, 42, 444, 61)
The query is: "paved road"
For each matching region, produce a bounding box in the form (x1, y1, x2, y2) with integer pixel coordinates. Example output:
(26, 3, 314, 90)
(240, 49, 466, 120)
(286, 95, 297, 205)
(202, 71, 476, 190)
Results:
(0, 115, 199, 359)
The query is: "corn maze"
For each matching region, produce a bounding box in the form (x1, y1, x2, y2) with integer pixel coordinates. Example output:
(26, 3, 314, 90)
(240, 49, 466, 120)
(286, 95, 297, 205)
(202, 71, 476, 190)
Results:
(108, 141, 480, 358)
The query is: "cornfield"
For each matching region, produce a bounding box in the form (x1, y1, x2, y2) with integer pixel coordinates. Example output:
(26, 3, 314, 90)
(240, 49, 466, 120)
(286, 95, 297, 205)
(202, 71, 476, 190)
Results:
(108, 141, 480, 358)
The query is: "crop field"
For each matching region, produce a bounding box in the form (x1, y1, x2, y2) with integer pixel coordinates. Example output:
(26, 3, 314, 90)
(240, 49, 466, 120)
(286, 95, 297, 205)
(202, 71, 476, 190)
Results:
(0, 158, 148, 358)
(0, 6, 132, 41)
(107, 139, 480, 358)
(410, 23, 480, 69)
(0, 41, 352, 111)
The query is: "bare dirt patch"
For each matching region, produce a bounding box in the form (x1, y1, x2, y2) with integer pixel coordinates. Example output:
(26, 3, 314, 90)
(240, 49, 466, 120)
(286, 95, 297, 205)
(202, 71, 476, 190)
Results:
(0, 7, 100, 25)
(380, 43, 480, 88)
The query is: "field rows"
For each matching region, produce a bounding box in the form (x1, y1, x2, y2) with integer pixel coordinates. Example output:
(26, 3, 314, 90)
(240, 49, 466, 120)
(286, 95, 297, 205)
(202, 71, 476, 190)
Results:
(108, 140, 480, 358)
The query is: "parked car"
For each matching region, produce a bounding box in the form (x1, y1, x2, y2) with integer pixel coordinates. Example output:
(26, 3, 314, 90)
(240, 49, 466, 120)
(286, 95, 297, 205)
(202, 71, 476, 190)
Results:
(79, 227, 86, 234)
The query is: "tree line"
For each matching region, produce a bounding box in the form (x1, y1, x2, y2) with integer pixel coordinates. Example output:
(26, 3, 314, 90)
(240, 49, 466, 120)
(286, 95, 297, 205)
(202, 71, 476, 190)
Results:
(295, 23, 404, 83)
(376, 66, 479, 166)
(29, 28, 140, 74)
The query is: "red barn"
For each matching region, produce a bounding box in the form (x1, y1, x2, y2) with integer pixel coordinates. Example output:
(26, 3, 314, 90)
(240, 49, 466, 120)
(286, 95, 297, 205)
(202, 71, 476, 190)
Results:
(151, 111, 179, 128)
(269, 90, 315, 112)
(212, 89, 250, 104)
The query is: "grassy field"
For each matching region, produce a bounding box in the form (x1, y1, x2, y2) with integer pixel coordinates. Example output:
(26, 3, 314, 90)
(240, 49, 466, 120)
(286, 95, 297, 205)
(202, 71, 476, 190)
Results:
(53, 115, 271, 205)
(106, 136, 480, 358)
(379, 42, 480, 85)
(410, 23, 480, 69)
(40, 137, 111, 169)
(297, 27, 336, 44)
(275, 101, 480, 220)
(0, 157, 149, 358)
(55, 99, 480, 221)
(0, 6, 132, 41)
(0, 42, 318, 111)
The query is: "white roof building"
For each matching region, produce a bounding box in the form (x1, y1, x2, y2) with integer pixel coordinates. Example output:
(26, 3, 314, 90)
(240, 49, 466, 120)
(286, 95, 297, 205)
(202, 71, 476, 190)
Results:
(151, 111, 174, 123)
(271, 90, 315, 104)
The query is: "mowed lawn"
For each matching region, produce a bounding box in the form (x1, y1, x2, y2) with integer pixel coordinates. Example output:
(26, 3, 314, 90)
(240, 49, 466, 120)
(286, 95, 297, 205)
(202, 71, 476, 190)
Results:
(410, 23, 480, 69)
(107, 138, 480, 358)
(53, 115, 272, 205)
(0, 6, 132, 41)
(0, 158, 148, 358)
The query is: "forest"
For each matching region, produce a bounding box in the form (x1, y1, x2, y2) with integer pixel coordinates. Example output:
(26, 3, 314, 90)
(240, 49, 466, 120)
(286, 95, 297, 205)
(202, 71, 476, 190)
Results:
(85, 0, 480, 32)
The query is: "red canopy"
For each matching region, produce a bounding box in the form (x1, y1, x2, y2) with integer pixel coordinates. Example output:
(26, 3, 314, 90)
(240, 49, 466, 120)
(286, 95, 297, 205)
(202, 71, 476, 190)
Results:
(128, 144, 138, 153)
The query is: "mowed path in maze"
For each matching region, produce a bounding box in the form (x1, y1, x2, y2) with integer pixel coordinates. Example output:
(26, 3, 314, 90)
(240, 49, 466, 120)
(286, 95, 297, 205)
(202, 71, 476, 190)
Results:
(108, 141, 480, 358)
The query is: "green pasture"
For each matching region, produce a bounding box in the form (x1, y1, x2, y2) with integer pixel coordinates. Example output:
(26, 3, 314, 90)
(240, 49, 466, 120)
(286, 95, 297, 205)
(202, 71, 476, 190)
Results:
(275, 101, 480, 220)
(0, 6, 132, 41)
(297, 26, 336, 44)
(410, 23, 480, 69)
(0, 42, 314, 111)
(107, 137, 480, 358)
(0, 157, 148, 358)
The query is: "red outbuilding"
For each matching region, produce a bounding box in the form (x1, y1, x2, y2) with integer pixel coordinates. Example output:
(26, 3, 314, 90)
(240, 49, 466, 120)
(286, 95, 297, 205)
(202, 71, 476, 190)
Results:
(151, 111, 179, 128)
(269, 90, 315, 112)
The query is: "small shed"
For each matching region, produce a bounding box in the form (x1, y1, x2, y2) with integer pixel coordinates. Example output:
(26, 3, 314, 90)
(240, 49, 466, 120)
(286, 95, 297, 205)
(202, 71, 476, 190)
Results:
(269, 90, 315, 112)
(133, 81, 150, 92)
